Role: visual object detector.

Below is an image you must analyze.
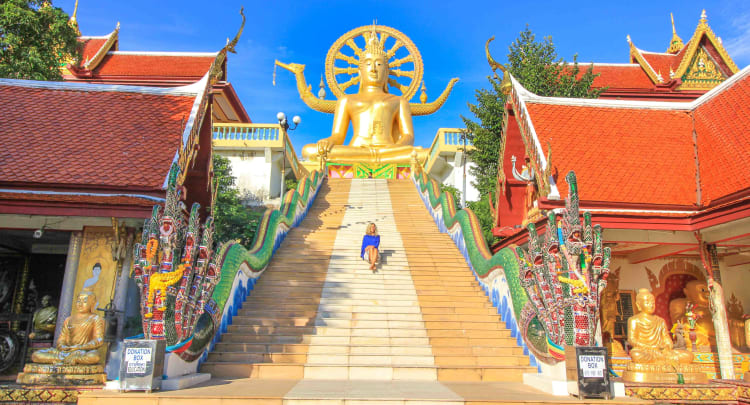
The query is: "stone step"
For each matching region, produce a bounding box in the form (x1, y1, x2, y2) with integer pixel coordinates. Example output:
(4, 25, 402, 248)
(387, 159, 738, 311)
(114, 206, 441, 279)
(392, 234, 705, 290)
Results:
(201, 362, 534, 382)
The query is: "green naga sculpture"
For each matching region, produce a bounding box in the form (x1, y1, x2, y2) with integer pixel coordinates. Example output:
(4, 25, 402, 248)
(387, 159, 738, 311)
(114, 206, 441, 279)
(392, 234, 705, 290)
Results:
(516, 171, 611, 361)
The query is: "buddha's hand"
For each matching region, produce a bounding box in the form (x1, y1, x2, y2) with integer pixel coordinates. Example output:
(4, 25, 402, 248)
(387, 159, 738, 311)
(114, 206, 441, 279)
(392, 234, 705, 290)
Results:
(317, 138, 334, 156)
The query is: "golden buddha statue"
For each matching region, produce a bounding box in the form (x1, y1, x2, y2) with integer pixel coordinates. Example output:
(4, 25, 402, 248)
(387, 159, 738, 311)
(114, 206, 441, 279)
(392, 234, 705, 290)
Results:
(623, 288, 705, 383)
(17, 289, 106, 385)
(28, 295, 57, 341)
(669, 280, 715, 348)
(276, 24, 458, 166)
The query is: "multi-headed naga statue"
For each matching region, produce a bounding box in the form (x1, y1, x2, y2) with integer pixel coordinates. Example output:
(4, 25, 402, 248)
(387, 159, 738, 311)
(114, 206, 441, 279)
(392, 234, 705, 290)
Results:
(516, 172, 611, 359)
(131, 165, 221, 359)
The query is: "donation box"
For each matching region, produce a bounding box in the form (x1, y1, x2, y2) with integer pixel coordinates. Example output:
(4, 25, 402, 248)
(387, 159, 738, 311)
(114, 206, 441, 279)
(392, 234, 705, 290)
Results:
(566, 346, 612, 399)
(119, 339, 166, 392)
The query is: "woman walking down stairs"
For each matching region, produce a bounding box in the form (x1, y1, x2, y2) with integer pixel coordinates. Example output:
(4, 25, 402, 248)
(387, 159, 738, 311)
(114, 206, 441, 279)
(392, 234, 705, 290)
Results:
(81, 179, 647, 404)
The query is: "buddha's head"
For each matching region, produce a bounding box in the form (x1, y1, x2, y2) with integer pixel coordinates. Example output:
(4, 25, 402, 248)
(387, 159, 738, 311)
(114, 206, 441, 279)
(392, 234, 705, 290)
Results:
(41, 295, 52, 307)
(635, 288, 656, 315)
(359, 27, 389, 92)
(75, 289, 97, 314)
(683, 280, 709, 307)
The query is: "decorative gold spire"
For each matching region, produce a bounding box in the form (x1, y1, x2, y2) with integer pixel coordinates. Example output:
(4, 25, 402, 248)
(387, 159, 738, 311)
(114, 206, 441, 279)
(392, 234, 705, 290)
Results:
(364, 25, 386, 58)
(667, 12, 684, 54)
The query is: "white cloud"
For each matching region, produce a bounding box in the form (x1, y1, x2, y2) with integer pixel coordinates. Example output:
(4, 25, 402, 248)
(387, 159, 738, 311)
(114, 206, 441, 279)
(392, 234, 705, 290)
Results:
(724, 12, 750, 66)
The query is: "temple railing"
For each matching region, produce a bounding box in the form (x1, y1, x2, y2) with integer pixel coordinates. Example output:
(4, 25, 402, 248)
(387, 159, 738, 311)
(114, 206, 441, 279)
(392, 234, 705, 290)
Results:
(424, 128, 473, 173)
(410, 164, 539, 370)
(212, 123, 305, 180)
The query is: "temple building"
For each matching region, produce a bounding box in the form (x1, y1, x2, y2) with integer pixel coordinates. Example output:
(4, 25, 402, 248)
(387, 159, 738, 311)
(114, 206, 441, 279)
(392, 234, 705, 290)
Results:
(586, 11, 739, 101)
(491, 11, 749, 382)
(0, 14, 245, 391)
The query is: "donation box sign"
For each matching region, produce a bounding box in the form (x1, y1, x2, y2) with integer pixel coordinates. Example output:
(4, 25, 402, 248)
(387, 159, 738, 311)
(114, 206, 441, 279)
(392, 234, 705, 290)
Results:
(119, 339, 166, 391)
(573, 346, 612, 399)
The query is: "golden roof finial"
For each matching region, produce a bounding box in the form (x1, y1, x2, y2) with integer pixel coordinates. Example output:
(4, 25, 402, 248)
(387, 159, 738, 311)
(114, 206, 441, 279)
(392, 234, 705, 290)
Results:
(667, 12, 684, 54)
(70, 0, 79, 24)
(700, 9, 707, 23)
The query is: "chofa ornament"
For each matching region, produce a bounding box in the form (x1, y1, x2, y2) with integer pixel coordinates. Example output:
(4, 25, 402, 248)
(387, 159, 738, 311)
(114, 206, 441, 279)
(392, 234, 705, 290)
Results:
(516, 171, 611, 362)
(131, 164, 221, 359)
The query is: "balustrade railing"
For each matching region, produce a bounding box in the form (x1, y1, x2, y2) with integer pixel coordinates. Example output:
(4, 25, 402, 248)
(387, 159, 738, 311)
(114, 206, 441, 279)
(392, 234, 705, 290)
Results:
(424, 128, 472, 173)
(213, 123, 281, 142)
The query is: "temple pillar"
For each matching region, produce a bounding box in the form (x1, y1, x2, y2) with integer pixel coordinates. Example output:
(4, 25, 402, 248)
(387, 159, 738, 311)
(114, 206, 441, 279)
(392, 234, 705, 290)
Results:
(54, 231, 82, 345)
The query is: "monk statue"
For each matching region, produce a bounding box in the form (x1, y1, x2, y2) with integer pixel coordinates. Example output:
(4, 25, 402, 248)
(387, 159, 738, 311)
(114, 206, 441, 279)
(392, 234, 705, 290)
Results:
(299, 27, 426, 165)
(628, 288, 693, 364)
(30, 289, 104, 365)
(623, 288, 706, 383)
(669, 280, 715, 347)
(28, 295, 57, 341)
(18, 289, 106, 385)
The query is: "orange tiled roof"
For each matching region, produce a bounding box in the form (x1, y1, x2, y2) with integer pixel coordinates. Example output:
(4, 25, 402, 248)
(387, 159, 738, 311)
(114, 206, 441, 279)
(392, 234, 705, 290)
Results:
(509, 66, 750, 208)
(638, 50, 684, 80)
(588, 64, 654, 89)
(93, 52, 216, 79)
(79, 38, 108, 63)
(526, 103, 695, 205)
(0, 191, 158, 207)
(693, 75, 750, 206)
(0, 79, 201, 191)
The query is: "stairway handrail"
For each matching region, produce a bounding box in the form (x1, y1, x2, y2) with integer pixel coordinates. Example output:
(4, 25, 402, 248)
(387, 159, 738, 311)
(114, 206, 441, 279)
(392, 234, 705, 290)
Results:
(183, 169, 325, 362)
(410, 166, 539, 368)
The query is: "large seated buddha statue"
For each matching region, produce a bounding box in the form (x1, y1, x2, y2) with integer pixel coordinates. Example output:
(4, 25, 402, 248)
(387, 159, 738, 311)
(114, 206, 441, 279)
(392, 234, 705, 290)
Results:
(17, 289, 106, 385)
(623, 288, 705, 383)
(669, 280, 715, 348)
(276, 24, 458, 166)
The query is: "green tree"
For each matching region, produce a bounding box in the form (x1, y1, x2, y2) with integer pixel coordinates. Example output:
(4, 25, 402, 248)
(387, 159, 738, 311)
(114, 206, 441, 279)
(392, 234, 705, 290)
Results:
(212, 155, 263, 248)
(440, 183, 462, 207)
(461, 26, 603, 243)
(0, 0, 80, 81)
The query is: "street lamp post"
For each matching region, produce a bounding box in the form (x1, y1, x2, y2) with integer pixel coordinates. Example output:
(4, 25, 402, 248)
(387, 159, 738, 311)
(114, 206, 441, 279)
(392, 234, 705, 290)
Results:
(276, 112, 301, 200)
(460, 131, 467, 209)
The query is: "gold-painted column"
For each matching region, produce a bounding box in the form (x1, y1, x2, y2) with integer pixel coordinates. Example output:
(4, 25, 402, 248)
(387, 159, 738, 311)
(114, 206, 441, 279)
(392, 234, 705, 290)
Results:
(54, 231, 83, 345)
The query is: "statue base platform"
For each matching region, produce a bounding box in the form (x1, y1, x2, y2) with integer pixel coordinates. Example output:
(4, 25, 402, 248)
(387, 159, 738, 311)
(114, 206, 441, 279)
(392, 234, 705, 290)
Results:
(0, 383, 103, 403)
(16, 364, 106, 386)
(622, 362, 708, 383)
(625, 381, 738, 403)
(309, 161, 412, 180)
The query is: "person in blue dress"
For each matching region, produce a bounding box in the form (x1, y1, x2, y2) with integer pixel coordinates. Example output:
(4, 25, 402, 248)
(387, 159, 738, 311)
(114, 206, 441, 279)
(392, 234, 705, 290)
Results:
(361, 222, 380, 272)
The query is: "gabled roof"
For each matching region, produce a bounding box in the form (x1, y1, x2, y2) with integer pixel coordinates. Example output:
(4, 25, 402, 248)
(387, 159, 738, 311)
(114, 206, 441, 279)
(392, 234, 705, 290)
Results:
(0, 77, 208, 194)
(505, 65, 750, 210)
(92, 51, 217, 79)
(74, 24, 120, 71)
(587, 63, 654, 90)
(627, 11, 739, 90)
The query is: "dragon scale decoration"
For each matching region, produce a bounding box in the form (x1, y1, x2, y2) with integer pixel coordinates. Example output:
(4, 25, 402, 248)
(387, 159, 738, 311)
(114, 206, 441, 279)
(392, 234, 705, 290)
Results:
(132, 164, 221, 359)
(516, 171, 611, 360)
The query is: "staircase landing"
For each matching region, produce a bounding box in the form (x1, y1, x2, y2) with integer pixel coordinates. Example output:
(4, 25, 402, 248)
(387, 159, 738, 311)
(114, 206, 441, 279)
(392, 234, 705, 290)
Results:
(79, 378, 648, 404)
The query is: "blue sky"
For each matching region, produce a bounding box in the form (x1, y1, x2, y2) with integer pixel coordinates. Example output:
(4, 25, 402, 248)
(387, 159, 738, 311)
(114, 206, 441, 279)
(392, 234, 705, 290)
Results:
(59, 0, 750, 155)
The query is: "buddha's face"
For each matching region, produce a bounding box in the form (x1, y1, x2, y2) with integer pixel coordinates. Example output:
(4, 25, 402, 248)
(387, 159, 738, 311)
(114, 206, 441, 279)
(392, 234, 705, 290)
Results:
(360, 54, 388, 90)
(75, 293, 95, 314)
(41, 295, 51, 307)
(636, 292, 656, 315)
(684, 281, 709, 306)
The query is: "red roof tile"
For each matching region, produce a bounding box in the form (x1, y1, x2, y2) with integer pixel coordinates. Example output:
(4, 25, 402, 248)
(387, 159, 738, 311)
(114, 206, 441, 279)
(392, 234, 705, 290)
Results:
(93, 53, 215, 78)
(0, 192, 156, 207)
(640, 51, 682, 79)
(526, 102, 696, 206)
(0, 81, 198, 191)
(79, 38, 108, 63)
(589, 65, 654, 89)
(693, 73, 750, 205)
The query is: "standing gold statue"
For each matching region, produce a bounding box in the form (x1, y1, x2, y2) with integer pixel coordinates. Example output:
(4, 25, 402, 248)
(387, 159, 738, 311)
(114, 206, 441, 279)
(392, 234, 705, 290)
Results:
(623, 288, 706, 383)
(276, 24, 458, 165)
(18, 289, 106, 385)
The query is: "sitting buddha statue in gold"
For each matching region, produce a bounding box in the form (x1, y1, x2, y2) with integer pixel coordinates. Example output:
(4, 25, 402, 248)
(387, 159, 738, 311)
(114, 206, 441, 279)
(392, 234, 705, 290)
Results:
(301, 28, 425, 165)
(275, 24, 458, 167)
(18, 289, 106, 385)
(623, 288, 705, 383)
(669, 280, 715, 348)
